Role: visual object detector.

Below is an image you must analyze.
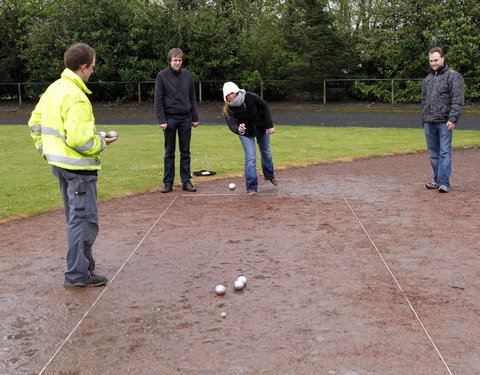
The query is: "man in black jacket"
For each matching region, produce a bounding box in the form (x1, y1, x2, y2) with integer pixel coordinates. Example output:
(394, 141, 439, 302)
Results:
(155, 48, 199, 193)
(421, 47, 464, 193)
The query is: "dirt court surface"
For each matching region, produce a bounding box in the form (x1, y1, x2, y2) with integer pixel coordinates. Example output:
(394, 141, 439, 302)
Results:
(1, 149, 480, 375)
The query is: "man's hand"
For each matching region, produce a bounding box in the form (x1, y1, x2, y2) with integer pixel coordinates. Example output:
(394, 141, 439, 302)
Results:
(446, 121, 456, 131)
(104, 136, 117, 145)
(192, 121, 199, 128)
(159, 123, 167, 130)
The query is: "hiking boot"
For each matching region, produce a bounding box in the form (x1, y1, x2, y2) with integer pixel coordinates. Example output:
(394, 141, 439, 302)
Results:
(64, 274, 107, 288)
(161, 183, 173, 193)
(425, 181, 439, 189)
(182, 181, 197, 192)
(438, 185, 450, 193)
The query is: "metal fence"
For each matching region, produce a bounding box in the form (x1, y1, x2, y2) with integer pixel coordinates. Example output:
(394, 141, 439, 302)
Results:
(2, 78, 479, 108)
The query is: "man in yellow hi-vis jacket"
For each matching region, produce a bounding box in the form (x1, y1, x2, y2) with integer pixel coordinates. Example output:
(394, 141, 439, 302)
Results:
(28, 43, 117, 287)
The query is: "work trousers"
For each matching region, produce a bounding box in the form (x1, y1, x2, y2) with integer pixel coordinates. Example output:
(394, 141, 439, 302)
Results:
(52, 166, 98, 282)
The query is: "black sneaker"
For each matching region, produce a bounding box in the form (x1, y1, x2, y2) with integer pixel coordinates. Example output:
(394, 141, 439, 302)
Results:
(425, 181, 439, 189)
(64, 274, 107, 288)
(182, 181, 197, 192)
(161, 183, 173, 193)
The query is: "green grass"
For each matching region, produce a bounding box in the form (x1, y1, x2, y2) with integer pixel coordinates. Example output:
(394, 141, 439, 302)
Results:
(1, 124, 479, 222)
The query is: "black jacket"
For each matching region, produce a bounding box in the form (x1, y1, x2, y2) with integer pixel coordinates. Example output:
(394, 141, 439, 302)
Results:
(421, 64, 464, 124)
(225, 92, 273, 137)
(154, 67, 198, 124)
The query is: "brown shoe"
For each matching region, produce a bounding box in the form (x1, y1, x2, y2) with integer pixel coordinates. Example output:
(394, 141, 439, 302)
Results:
(247, 190, 257, 195)
(269, 178, 278, 186)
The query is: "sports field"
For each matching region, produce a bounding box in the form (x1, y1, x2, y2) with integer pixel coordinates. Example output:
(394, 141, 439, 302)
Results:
(1, 148, 479, 374)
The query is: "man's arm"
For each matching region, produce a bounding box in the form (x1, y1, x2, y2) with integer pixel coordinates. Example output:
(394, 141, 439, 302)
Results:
(28, 102, 44, 155)
(154, 72, 167, 125)
(448, 71, 464, 124)
(63, 102, 105, 155)
(189, 74, 199, 124)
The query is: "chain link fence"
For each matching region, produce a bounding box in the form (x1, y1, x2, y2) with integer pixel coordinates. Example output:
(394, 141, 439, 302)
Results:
(2, 78, 480, 109)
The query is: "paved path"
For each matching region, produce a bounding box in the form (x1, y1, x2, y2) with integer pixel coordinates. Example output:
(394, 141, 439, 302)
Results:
(1, 101, 479, 129)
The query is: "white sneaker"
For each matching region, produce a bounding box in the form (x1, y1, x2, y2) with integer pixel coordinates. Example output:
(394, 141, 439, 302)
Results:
(438, 185, 450, 193)
(425, 181, 439, 189)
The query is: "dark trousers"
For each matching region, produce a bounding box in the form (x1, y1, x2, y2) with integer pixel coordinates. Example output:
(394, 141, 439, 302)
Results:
(163, 116, 192, 184)
(52, 166, 98, 282)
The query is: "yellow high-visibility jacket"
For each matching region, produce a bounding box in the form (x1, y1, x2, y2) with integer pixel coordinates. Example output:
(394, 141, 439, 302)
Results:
(28, 68, 105, 170)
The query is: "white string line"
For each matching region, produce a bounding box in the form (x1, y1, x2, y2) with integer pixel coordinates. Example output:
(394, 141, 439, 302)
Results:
(343, 196, 453, 375)
(38, 196, 179, 375)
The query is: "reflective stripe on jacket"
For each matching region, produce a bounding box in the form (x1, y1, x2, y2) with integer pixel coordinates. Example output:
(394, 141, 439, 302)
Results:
(28, 68, 105, 170)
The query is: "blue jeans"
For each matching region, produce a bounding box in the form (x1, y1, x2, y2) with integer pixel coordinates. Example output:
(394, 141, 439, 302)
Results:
(52, 166, 98, 282)
(239, 133, 275, 191)
(424, 122, 453, 187)
(163, 116, 192, 184)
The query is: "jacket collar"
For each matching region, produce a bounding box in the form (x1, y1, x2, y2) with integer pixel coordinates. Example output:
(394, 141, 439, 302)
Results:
(430, 64, 449, 76)
(61, 68, 92, 94)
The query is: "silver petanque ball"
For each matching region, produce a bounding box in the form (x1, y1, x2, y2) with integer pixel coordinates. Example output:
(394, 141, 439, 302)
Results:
(215, 284, 226, 295)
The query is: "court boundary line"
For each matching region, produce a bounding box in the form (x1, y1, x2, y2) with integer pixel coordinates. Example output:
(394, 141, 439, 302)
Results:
(38, 196, 179, 375)
(343, 196, 453, 375)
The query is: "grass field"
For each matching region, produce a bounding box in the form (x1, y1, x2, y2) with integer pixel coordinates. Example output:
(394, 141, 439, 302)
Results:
(1, 124, 479, 222)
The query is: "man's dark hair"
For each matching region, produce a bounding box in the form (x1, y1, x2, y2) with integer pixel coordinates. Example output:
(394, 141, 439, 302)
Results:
(64, 43, 96, 71)
(429, 47, 444, 57)
(167, 48, 183, 62)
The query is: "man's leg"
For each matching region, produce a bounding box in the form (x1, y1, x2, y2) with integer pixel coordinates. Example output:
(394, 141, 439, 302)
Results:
(163, 119, 177, 185)
(52, 165, 70, 223)
(177, 118, 193, 184)
(437, 123, 453, 187)
(424, 122, 440, 183)
(59, 169, 99, 282)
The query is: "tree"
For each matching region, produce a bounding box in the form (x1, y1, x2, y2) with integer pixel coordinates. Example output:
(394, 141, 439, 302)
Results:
(0, 0, 49, 83)
(21, 0, 170, 82)
(281, 0, 353, 99)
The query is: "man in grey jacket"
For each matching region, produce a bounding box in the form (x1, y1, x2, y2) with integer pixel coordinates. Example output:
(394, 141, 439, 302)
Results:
(421, 47, 464, 193)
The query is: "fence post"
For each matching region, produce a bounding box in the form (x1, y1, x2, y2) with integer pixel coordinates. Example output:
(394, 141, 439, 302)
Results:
(260, 80, 264, 98)
(18, 83, 22, 108)
(323, 80, 326, 105)
(391, 80, 394, 104)
(198, 81, 202, 102)
(138, 82, 141, 103)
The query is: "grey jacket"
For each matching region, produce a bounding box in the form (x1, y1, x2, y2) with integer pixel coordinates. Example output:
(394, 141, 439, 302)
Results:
(421, 64, 464, 124)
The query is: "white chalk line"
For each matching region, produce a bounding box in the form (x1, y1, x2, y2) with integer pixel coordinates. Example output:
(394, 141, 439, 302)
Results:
(343, 196, 453, 375)
(38, 196, 179, 375)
